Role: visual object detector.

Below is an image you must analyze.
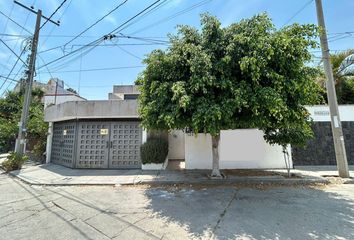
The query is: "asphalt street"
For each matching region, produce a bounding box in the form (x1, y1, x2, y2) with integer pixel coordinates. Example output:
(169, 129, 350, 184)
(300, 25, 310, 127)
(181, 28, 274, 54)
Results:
(1, 172, 353, 240)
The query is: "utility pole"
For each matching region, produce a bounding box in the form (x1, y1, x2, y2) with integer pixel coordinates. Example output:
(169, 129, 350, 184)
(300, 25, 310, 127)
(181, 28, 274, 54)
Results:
(14, 1, 59, 155)
(315, 0, 350, 178)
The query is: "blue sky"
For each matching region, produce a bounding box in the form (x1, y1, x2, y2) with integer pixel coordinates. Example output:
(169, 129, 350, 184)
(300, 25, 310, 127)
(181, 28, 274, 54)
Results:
(0, 0, 353, 99)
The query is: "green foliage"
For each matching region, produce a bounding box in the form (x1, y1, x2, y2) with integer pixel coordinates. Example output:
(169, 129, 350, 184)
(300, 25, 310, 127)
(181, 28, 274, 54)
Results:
(1, 152, 28, 172)
(0, 88, 48, 153)
(317, 49, 354, 104)
(140, 138, 168, 164)
(137, 13, 323, 148)
(66, 88, 78, 94)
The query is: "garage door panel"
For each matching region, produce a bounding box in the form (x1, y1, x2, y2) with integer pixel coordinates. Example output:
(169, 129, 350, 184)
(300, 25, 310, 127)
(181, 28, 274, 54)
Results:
(76, 122, 109, 168)
(109, 122, 142, 169)
(51, 122, 76, 168)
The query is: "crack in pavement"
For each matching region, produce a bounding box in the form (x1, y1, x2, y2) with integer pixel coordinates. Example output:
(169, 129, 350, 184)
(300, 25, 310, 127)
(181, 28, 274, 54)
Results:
(210, 189, 238, 239)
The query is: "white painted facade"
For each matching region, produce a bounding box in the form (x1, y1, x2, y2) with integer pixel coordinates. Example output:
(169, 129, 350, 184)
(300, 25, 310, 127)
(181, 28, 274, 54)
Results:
(182, 105, 354, 170)
(184, 130, 291, 169)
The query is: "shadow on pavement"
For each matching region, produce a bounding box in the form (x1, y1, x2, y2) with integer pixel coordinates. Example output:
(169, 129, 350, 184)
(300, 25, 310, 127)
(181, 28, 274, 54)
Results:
(144, 185, 354, 239)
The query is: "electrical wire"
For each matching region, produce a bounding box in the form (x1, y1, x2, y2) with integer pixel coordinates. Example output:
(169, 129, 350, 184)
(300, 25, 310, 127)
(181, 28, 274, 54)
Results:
(37, 0, 161, 70)
(38, 65, 144, 74)
(62, 0, 128, 49)
(0, 9, 32, 34)
(282, 0, 314, 27)
(129, 0, 213, 35)
(40, 0, 67, 29)
(0, 47, 27, 91)
(0, 39, 28, 67)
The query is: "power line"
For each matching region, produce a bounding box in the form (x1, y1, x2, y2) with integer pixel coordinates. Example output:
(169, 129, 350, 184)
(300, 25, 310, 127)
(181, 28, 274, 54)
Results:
(62, 0, 128, 49)
(0, 9, 32, 34)
(116, 45, 143, 60)
(40, 0, 67, 29)
(37, 0, 161, 70)
(39, 65, 144, 73)
(117, 0, 171, 33)
(0, 2, 15, 39)
(40, 0, 73, 50)
(0, 47, 27, 91)
(282, 0, 314, 27)
(0, 38, 28, 67)
(109, 0, 162, 35)
(37, 36, 169, 54)
(0, 75, 20, 83)
(0, 0, 37, 95)
(129, 0, 213, 35)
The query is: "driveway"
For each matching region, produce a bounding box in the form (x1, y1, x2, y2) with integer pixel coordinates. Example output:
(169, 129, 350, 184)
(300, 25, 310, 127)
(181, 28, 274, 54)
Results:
(1, 172, 353, 240)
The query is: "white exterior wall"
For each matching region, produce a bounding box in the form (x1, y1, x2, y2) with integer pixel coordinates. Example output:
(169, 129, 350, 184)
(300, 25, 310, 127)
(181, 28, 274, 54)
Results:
(168, 130, 185, 160)
(185, 129, 292, 170)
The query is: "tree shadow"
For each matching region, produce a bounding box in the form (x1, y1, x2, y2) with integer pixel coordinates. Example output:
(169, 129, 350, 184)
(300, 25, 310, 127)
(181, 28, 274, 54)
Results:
(144, 185, 354, 239)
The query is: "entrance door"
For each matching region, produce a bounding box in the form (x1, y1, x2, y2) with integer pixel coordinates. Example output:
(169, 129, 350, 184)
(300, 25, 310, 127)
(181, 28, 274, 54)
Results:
(76, 122, 110, 168)
(109, 121, 142, 169)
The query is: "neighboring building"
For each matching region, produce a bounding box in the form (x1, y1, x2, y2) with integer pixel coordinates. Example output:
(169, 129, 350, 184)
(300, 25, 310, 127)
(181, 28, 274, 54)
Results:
(14, 78, 86, 108)
(108, 85, 139, 100)
(42, 78, 86, 108)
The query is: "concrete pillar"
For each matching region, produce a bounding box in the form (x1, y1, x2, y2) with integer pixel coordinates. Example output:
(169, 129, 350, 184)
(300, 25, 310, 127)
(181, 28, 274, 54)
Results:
(46, 122, 53, 164)
(142, 129, 147, 144)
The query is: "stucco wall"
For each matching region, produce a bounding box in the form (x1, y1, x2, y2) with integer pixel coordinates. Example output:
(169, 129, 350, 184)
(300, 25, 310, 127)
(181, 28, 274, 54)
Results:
(168, 130, 185, 160)
(185, 129, 292, 169)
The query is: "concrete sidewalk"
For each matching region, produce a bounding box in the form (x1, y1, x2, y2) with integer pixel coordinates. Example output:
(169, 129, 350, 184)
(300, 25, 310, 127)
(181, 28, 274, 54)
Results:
(5, 163, 349, 186)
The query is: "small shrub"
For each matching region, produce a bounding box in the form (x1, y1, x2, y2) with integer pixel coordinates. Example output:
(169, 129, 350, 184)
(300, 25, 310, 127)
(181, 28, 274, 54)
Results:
(33, 140, 46, 160)
(140, 138, 168, 164)
(1, 152, 28, 172)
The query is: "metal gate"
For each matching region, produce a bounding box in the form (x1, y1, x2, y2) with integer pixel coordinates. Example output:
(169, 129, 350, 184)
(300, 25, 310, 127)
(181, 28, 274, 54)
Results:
(51, 122, 76, 168)
(109, 122, 142, 169)
(76, 122, 110, 168)
(75, 121, 142, 169)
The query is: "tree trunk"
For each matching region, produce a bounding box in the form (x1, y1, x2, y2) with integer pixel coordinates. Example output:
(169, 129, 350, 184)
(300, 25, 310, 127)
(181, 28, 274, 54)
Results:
(282, 146, 291, 178)
(211, 134, 222, 178)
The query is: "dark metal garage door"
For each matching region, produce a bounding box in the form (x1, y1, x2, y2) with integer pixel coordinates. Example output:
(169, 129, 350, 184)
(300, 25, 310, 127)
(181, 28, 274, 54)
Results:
(51, 122, 76, 168)
(75, 121, 142, 169)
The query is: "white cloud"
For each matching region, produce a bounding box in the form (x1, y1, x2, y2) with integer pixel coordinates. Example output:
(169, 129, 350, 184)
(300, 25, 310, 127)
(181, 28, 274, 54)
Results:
(104, 15, 117, 26)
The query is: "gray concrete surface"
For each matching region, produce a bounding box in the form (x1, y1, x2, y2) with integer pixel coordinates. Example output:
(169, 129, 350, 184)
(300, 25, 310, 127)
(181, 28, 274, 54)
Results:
(7, 164, 334, 186)
(44, 100, 139, 122)
(1, 172, 354, 240)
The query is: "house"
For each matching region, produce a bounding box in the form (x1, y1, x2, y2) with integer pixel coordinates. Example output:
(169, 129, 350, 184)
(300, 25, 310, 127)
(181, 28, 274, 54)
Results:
(44, 84, 354, 170)
(42, 78, 86, 108)
(44, 85, 292, 169)
(14, 78, 86, 108)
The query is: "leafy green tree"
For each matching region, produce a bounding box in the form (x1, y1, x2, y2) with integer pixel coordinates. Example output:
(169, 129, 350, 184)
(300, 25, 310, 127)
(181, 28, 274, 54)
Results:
(137, 13, 323, 177)
(0, 87, 47, 155)
(317, 50, 354, 104)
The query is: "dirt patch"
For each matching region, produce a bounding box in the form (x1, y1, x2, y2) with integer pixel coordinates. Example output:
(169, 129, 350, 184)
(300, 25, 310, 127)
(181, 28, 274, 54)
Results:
(222, 169, 301, 178)
(121, 181, 328, 191)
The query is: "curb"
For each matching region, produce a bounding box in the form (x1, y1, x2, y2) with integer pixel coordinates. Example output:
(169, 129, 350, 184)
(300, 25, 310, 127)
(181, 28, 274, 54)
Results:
(8, 171, 330, 187)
